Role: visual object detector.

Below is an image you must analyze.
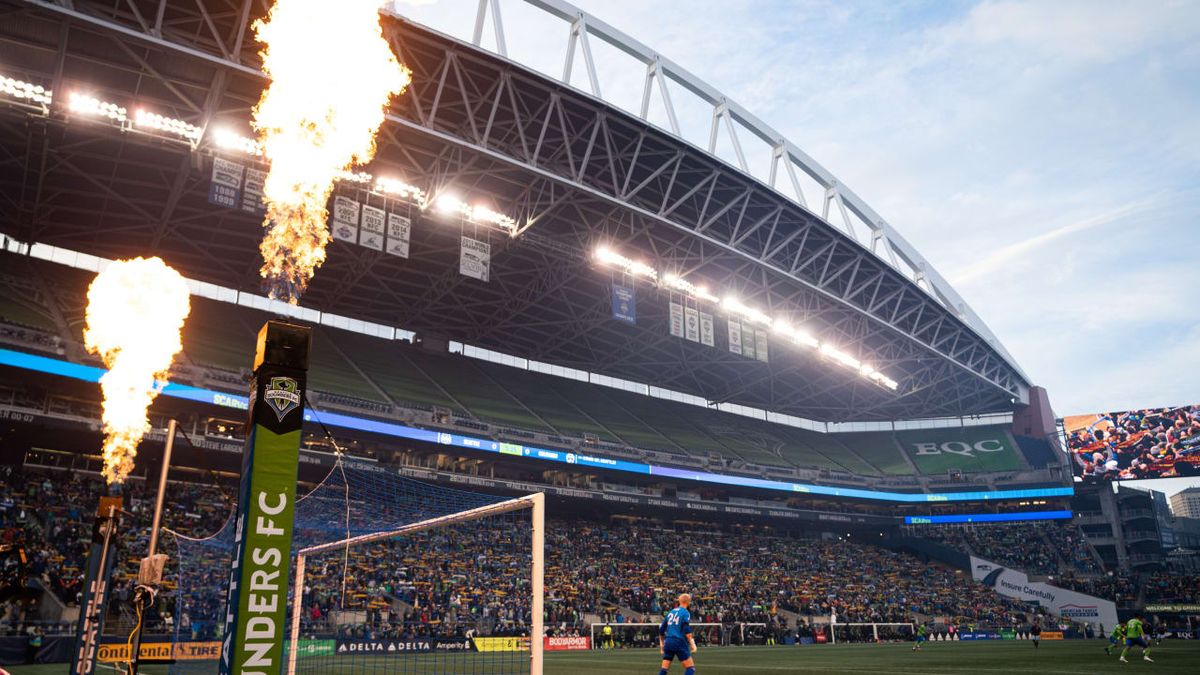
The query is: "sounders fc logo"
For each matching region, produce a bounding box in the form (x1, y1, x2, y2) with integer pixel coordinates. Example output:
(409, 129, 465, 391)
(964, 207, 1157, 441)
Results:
(264, 376, 301, 422)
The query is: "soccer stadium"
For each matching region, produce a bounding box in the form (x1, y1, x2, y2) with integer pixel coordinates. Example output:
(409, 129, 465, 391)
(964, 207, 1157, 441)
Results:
(0, 1, 1196, 674)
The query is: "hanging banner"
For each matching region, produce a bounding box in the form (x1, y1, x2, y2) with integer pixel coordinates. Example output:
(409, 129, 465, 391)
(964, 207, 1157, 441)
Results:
(385, 213, 411, 258)
(970, 556, 1118, 632)
(668, 302, 685, 338)
(742, 323, 756, 360)
(684, 306, 700, 342)
(727, 318, 742, 355)
(241, 168, 267, 215)
(459, 236, 491, 281)
(331, 196, 360, 243)
(209, 157, 243, 208)
(699, 312, 715, 347)
(755, 329, 769, 363)
(611, 284, 636, 325)
(359, 205, 386, 251)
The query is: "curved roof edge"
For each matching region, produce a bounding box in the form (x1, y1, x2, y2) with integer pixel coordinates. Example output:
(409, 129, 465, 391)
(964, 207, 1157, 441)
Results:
(396, 0, 1030, 387)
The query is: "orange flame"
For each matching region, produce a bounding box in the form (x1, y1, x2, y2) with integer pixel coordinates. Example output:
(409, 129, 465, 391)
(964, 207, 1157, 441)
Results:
(252, 0, 411, 302)
(84, 258, 191, 485)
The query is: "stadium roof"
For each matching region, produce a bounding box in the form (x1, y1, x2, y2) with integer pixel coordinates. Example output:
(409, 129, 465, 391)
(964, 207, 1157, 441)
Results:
(0, 0, 1031, 422)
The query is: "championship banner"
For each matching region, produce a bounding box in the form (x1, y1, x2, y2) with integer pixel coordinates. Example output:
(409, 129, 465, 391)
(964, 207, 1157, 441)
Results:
(669, 301, 685, 337)
(755, 328, 769, 362)
(544, 636, 590, 651)
(98, 642, 222, 663)
(209, 157, 244, 208)
(71, 497, 123, 675)
(970, 556, 1117, 631)
(699, 311, 714, 347)
(218, 322, 310, 675)
(241, 168, 267, 215)
(741, 323, 756, 360)
(727, 318, 742, 355)
(611, 284, 636, 324)
(472, 637, 530, 652)
(385, 213, 411, 258)
(459, 236, 491, 281)
(359, 205, 386, 251)
(684, 306, 700, 342)
(331, 196, 360, 243)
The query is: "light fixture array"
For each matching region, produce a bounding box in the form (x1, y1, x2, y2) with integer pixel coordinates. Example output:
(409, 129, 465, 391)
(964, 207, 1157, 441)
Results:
(595, 244, 900, 391)
(0, 74, 52, 106)
(2, 77, 509, 226)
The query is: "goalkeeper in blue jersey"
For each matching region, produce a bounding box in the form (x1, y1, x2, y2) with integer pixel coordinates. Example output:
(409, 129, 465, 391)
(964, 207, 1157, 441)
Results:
(657, 593, 699, 675)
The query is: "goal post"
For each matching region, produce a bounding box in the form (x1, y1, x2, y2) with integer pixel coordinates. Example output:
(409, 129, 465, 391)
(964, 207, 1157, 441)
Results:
(829, 622, 915, 644)
(286, 491, 545, 675)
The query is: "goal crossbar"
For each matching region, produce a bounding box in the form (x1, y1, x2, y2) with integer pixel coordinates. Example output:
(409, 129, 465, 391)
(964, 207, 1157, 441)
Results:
(287, 491, 545, 675)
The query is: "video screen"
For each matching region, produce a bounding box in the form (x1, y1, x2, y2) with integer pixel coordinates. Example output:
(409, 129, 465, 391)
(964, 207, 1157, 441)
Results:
(1064, 405, 1200, 481)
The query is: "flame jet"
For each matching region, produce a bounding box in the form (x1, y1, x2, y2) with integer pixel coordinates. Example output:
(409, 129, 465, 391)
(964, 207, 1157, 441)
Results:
(84, 257, 191, 485)
(252, 0, 411, 302)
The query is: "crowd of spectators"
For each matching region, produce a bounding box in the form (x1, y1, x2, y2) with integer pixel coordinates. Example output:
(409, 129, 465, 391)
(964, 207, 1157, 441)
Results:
(5, 464, 1198, 646)
(1067, 406, 1200, 480)
(0, 465, 229, 638)
(1143, 572, 1200, 604)
(918, 521, 1100, 576)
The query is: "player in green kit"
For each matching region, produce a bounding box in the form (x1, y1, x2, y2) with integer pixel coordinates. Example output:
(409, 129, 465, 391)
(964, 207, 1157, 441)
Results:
(911, 623, 927, 651)
(1106, 622, 1125, 656)
(1120, 613, 1153, 663)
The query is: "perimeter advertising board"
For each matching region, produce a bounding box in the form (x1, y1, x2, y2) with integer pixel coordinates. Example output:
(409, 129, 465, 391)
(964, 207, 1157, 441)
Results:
(1064, 405, 1200, 481)
(971, 556, 1117, 631)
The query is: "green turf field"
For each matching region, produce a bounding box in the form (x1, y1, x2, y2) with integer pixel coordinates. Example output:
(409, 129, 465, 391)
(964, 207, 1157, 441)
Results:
(6, 641, 1196, 674)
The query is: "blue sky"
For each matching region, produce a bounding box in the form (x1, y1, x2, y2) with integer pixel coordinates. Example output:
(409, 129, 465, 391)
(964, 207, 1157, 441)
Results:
(395, 1, 1200, 494)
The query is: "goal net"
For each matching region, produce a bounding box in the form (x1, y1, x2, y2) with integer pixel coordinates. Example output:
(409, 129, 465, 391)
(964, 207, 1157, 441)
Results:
(168, 460, 544, 675)
(287, 491, 544, 675)
(829, 622, 915, 644)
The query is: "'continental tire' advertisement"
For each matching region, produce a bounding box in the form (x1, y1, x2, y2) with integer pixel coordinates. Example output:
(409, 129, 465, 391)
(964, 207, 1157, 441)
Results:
(98, 642, 221, 662)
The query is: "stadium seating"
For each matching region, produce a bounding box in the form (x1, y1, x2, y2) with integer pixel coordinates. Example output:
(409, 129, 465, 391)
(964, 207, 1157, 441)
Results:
(0, 252, 1046, 480)
(0, 465, 1078, 641)
(833, 432, 911, 475)
(916, 521, 1101, 576)
(329, 332, 463, 413)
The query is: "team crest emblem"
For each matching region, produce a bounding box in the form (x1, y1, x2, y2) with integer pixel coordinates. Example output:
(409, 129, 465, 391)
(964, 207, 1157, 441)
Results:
(264, 376, 301, 422)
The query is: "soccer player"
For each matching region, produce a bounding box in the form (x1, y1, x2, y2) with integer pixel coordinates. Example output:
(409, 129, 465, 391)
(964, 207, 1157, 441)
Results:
(1106, 622, 1126, 656)
(1120, 613, 1153, 663)
(657, 593, 698, 675)
(911, 622, 927, 651)
(1030, 621, 1040, 649)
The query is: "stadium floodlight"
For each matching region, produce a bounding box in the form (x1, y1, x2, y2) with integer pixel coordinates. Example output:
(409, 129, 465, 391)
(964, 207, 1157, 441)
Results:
(337, 169, 373, 184)
(820, 342, 862, 370)
(434, 192, 470, 216)
(374, 176, 426, 204)
(594, 245, 658, 280)
(430, 192, 517, 231)
(0, 75, 52, 106)
(722, 295, 772, 327)
(133, 109, 203, 143)
(67, 92, 127, 122)
(211, 127, 263, 156)
(470, 203, 517, 231)
(773, 320, 820, 349)
(662, 273, 720, 303)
